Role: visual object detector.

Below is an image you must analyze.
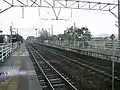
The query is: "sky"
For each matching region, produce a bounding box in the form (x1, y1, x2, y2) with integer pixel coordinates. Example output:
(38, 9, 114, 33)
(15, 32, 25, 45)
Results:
(0, 0, 118, 39)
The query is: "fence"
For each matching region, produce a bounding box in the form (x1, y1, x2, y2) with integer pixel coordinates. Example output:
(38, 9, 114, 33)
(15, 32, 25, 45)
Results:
(46, 40, 120, 51)
(0, 42, 20, 63)
(38, 40, 120, 62)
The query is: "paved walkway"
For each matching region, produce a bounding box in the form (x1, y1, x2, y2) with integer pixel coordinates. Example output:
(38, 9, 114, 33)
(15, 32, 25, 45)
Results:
(0, 43, 42, 90)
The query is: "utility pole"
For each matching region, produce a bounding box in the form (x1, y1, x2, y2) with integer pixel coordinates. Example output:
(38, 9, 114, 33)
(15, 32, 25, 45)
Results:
(17, 28, 18, 34)
(10, 26, 13, 48)
(48, 28, 50, 36)
(51, 24, 53, 36)
(111, 1, 120, 90)
(35, 29, 37, 38)
(118, 0, 120, 40)
(74, 22, 76, 47)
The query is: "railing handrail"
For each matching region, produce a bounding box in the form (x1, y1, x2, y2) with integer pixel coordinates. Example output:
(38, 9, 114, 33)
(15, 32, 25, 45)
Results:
(0, 42, 20, 62)
(47, 40, 120, 50)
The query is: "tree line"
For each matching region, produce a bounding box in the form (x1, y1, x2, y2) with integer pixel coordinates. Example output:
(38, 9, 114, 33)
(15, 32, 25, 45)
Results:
(37, 26, 92, 42)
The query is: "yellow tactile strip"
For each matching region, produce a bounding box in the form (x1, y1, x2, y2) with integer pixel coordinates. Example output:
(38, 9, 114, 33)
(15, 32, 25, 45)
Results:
(0, 54, 21, 90)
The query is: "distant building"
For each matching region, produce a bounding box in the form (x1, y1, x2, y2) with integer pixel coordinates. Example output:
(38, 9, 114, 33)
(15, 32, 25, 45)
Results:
(0, 34, 23, 43)
(0, 35, 10, 43)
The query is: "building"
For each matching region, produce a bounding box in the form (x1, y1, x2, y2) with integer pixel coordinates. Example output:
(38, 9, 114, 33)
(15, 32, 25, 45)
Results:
(0, 34, 23, 43)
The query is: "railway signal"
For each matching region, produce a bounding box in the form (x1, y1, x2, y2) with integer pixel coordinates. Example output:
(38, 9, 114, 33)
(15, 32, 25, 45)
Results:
(110, 34, 115, 40)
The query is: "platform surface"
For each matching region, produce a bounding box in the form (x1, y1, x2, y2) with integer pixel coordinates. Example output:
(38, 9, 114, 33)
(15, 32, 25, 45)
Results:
(0, 43, 42, 90)
(79, 48, 120, 56)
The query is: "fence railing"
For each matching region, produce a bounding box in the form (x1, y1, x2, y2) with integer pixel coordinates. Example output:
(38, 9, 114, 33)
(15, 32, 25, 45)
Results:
(36, 40, 120, 62)
(44, 40, 120, 51)
(0, 42, 20, 62)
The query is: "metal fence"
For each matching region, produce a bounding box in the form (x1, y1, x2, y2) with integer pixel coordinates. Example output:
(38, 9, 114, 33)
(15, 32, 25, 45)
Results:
(38, 40, 120, 62)
(0, 42, 20, 63)
(46, 40, 120, 51)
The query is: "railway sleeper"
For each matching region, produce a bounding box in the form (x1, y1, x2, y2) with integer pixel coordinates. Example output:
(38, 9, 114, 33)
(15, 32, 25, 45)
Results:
(46, 74, 57, 77)
(41, 83, 66, 89)
(38, 76, 44, 80)
(28, 45, 78, 90)
(41, 85, 48, 89)
(46, 75, 59, 79)
(40, 81, 47, 86)
(49, 78, 61, 81)
(43, 68, 52, 71)
(52, 83, 66, 87)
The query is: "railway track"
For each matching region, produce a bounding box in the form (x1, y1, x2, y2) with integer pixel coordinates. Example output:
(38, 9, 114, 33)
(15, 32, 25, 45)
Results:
(26, 44, 78, 90)
(35, 43, 120, 81)
(48, 48, 120, 80)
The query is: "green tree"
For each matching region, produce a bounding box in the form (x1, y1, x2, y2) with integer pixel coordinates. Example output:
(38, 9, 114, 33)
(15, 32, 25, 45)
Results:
(37, 29, 49, 42)
(64, 26, 91, 41)
(77, 27, 91, 41)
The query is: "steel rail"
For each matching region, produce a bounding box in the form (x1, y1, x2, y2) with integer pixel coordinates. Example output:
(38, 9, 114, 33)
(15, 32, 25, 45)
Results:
(48, 47, 120, 81)
(27, 44, 78, 90)
(45, 46, 119, 75)
(27, 45, 55, 90)
(37, 43, 120, 81)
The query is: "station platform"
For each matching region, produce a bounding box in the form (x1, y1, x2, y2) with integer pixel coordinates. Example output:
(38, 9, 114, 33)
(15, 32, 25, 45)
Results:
(0, 43, 42, 90)
(78, 48, 120, 56)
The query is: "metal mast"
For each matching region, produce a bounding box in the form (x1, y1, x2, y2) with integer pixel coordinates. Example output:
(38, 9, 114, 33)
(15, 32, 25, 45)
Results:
(0, 0, 119, 39)
(118, 0, 120, 40)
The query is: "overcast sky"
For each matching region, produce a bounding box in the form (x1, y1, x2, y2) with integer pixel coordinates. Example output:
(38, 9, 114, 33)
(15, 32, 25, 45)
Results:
(0, 0, 118, 39)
